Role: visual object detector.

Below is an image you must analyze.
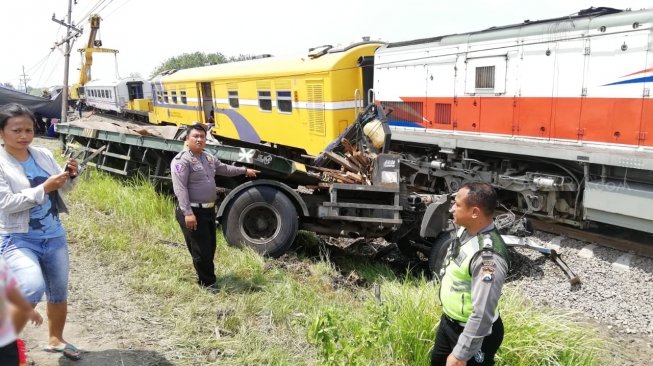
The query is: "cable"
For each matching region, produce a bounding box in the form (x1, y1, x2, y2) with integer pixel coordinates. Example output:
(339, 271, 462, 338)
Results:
(94, 0, 115, 16)
(34, 52, 56, 87)
(74, 0, 108, 26)
(102, 0, 133, 19)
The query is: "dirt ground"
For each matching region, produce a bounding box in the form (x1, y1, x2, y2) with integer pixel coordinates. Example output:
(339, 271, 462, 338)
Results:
(21, 240, 176, 366)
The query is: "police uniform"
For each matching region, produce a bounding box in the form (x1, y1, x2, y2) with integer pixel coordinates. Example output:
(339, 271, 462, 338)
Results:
(431, 223, 509, 366)
(170, 149, 246, 287)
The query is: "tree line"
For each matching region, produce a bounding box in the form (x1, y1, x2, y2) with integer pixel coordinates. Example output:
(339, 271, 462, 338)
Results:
(149, 51, 262, 78)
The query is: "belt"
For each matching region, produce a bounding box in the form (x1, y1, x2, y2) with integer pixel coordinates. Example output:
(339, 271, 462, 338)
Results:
(190, 202, 215, 208)
(443, 314, 466, 329)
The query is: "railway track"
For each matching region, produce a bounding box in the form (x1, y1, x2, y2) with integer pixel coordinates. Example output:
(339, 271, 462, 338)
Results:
(531, 219, 653, 259)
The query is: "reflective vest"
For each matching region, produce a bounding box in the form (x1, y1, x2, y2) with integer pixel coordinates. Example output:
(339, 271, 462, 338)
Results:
(439, 228, 508, 323)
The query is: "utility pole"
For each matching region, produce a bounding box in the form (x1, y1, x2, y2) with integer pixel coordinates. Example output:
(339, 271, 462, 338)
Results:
(20, 65, 30, 93)
(52, 0, 81, 123)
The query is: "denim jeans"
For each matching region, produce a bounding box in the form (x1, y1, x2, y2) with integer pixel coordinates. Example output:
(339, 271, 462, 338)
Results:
(0, 235, 69, 303)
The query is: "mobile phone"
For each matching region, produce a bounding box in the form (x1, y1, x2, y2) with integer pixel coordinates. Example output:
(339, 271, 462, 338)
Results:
(64, 163, 77, 178)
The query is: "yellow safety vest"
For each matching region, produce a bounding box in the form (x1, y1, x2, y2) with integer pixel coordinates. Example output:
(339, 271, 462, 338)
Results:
(439, 228, 507, 322)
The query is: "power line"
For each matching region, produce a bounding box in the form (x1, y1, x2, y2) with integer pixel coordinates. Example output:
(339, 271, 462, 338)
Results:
(74, 0, 109, 26)
(102, 0, 131, 19)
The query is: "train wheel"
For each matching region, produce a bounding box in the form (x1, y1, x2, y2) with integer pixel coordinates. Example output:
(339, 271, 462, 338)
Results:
(428, 230, 454, 280)
(222, 186, 298, 258)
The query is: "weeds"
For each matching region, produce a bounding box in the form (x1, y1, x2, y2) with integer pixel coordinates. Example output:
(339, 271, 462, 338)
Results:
(64, 169, 610, 365)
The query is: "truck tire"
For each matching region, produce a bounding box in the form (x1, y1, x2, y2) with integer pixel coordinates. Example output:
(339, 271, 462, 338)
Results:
(222, 186, 298, 258)
(428, 231, 454, 279)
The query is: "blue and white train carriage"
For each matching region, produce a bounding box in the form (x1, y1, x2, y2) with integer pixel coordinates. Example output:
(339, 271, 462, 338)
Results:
(84, 77, 152, 116)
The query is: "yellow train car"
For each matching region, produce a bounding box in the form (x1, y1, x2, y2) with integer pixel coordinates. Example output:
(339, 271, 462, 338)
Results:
(149, 42, 383, 156)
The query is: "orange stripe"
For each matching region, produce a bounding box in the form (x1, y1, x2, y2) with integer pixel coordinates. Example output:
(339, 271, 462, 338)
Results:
(624, 67, 653, 77)
(394, 97, 651, 147)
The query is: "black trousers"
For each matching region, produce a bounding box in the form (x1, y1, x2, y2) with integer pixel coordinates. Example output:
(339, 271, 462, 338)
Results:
(430, 314, 504, 366)
(0, 340, 19, 366)
(175, 206, 217, 286)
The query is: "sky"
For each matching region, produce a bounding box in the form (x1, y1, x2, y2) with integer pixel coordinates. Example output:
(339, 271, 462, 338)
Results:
(1, 0, 651, 89)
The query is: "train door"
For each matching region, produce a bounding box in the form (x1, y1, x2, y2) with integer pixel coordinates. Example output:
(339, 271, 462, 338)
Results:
(454, 56, 482, 133)
(358, 56, 375, 106)
(473, 54, 514, 136)
(126, 81, 144, 100)
(425, 55, 457, 131)
(199, 82, 213, 123)
(551, 39, 584, 141)
(514, 42, 554, 139)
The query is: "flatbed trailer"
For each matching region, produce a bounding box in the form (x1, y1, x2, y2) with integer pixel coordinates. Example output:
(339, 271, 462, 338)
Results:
(56, 114, 575, 283)
(56, 119, 407, 257)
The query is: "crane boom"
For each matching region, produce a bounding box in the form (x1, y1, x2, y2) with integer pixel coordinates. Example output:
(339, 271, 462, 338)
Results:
(70, 14, 118, 101)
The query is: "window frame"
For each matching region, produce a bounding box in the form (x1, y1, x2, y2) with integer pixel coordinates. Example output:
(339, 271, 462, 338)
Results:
(257, 90, 272, 112)
(464, 56, 507, 95)
(276, 90, 292, 113)
(228, 90, 239, 108)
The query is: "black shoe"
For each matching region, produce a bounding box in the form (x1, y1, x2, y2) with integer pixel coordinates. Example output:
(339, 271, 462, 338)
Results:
(202, 283, 221, 294)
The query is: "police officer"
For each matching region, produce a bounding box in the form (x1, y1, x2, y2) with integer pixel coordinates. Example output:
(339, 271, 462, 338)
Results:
(431, 183, 508, 366)
(170, 123, 258, 293)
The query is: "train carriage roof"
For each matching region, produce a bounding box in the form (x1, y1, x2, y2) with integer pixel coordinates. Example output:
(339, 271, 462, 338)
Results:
(157, 42, 383, 84)
(85, 77, 150, 88)
(385, 7, 650, 49)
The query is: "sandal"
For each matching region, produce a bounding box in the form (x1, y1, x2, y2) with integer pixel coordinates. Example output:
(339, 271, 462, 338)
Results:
(44, 343, 82, 361)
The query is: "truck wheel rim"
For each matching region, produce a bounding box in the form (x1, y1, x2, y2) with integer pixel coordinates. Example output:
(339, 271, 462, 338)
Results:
(239, 203, 281, 245)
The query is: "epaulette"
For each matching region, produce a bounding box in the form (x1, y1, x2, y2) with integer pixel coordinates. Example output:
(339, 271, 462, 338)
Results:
(481, 234, 495, 256)
(173, 150, 188, 160)
(482, 234, 493, 250)
(480, 234, 496, 282)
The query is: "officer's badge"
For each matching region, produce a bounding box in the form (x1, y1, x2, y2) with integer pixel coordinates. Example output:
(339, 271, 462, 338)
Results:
(174, 163, 185, 173)
(482, 259, 495, 282)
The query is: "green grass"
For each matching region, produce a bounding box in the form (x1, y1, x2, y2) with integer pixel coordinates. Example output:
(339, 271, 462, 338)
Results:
(63, 170, 611, 365)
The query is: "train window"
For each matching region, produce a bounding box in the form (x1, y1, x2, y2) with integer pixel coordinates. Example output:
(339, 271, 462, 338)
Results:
(157, 90, 162, 103)
(101, 90, 106, 98)
(475, 66, 495, 89)
(108, 90, 112, 99)
(180, 91, 187, 104)
(277, 90, 292, 113)
(258, 90, 271, 111)
(228, 90, 239, 108)
(171, 91, 178, 104)
(163, 91, 169, 103)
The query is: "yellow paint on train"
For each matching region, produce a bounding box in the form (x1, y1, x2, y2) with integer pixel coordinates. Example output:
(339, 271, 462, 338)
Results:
(149, 43, 382, 156)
